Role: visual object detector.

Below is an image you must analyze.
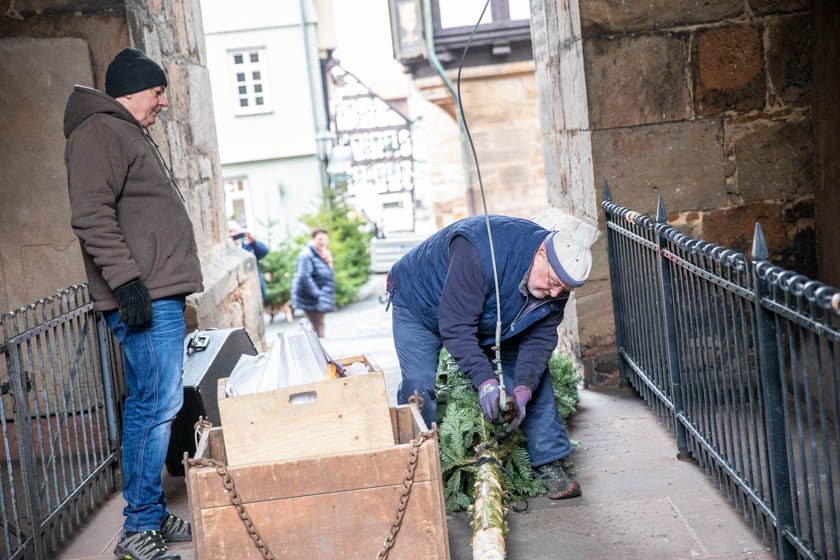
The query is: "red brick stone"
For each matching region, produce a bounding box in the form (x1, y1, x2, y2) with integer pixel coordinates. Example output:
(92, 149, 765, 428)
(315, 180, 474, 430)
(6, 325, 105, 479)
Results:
(694, 25, 765, 116)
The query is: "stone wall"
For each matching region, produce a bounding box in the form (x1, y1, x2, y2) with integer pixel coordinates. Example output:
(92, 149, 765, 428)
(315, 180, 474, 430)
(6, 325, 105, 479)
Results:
(583, 0, 815, 274)
(0, 1, 264, 346)
(532, 0, 820, 386)
(0, 36, 90, 312)
(414, 61, 548, 224)
(0, 4, 130, 312)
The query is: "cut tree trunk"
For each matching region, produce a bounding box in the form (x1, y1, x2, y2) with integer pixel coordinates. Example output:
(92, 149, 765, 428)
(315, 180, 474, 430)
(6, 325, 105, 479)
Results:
(470, 452, 507, 559)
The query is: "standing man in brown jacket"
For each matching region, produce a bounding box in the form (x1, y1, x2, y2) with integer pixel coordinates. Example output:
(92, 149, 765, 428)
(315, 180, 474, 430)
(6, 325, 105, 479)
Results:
(64, 48, 202, 560)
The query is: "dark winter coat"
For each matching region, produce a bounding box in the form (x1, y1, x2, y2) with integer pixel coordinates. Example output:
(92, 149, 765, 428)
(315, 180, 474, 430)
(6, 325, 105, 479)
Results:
(387, 215, 568, 390)
(63, 85, 203, 311)
(291, 244, 335, 312)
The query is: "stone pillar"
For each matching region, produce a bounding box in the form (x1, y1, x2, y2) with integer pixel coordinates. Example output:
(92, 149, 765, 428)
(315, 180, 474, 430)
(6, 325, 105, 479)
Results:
(529, 0, 604, 382)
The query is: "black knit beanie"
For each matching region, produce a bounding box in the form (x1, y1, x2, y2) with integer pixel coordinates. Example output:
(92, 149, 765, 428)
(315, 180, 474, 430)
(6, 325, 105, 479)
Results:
(105, 48, 168, 98)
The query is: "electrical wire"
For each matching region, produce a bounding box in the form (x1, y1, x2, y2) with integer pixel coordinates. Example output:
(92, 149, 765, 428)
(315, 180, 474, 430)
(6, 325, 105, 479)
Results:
(454, 0, 507, 412)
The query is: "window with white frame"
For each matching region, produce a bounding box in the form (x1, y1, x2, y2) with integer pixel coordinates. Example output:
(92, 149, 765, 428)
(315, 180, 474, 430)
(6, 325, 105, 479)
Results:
(230, 48, 270, 115)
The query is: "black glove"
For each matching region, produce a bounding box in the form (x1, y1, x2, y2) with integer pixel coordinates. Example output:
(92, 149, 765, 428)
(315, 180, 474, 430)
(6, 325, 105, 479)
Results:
(114, 279, 152, 327)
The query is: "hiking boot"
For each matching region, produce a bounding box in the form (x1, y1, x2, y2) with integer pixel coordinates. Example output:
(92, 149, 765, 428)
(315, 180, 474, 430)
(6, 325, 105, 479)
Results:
(114, 530, 180, 560)
(160, 513, 192, 542)
(534, 460, 582, 499)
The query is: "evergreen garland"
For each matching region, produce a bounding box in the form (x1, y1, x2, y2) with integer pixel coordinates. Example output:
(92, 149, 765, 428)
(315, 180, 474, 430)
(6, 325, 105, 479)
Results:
(435, 350, 581, 512)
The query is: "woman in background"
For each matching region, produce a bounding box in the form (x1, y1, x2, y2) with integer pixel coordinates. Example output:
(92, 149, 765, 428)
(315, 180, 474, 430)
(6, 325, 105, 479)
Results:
(291, 228, 335, 337)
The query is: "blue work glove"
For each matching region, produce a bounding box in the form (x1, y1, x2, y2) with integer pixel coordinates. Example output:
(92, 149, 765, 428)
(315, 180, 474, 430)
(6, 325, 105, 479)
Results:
(114, 278, 152, 327)
(503, 386, 532, 435)
(477, 379, 503, 424)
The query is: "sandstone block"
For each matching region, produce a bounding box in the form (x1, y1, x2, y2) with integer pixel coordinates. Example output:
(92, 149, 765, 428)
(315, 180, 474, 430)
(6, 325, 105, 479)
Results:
(585, 34, 690, 129)
(186, 63, 220, 154)
(702, 202, 786, 254)
(581, 0, 742, 35)
(592, 120, 727, 215)
(766, 13, 811, 106)
(731, 117, 814, 201)
(546, 130, 596, 217)
(0, 37, 91, 307)
(703, 198, 816, 277)
(694, 25, 765, 116)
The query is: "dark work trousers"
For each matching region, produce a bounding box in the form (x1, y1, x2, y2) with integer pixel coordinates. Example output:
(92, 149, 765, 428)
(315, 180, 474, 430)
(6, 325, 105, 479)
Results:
(390, 302, 573, 467)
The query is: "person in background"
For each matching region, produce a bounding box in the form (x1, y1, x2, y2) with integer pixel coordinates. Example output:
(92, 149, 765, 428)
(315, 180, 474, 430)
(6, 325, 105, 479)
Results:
(64, 47, 198, 559)
(228, 220, 269, 302)
(387, 214, 598, 500)
(291, 228, 335, 337)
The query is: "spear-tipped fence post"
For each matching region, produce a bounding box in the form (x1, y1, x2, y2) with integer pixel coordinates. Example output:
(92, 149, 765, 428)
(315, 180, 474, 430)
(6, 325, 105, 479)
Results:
(751, 223, 795, 560)
(603, 181, 629, 386)
(655, 197, 691, 459)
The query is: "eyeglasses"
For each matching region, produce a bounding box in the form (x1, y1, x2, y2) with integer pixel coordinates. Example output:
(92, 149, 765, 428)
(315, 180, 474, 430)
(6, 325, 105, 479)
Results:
(543, 253, 570, 292)
(544, 256, 564, 290)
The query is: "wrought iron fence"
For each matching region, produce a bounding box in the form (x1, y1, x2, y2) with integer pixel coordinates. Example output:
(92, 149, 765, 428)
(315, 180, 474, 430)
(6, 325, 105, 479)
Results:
(603, 185, 840, 560)
(0, 285, 123, 559)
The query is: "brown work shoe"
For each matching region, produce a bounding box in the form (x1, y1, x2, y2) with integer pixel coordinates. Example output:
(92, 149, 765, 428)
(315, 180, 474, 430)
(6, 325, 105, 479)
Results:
(534, 460, 582, 499)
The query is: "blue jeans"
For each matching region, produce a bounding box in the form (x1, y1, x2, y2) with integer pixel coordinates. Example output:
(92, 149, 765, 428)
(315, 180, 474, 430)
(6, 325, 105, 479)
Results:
(392, 303, 573, 467)
(106, 296, 186, 532)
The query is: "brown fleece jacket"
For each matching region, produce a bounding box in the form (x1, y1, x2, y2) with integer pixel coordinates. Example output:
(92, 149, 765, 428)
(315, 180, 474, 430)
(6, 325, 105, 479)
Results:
(63, 85, 203, 311)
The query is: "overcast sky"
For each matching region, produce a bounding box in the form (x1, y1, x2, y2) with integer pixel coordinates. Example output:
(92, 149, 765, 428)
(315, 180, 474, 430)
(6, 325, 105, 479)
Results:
(333, 0, 409, 100)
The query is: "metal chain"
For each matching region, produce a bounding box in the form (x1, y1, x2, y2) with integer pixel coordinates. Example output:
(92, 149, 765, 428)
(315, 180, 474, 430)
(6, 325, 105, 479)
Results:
(376, 430, 434, 560)
(189, 413, 434, 560)
(186, 457, 278, 560)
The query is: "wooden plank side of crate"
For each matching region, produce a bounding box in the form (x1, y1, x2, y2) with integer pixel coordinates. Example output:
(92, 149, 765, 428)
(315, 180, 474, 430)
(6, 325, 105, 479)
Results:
(186, 475, 203, 558)
(398, 404, 449, 558)
(394, 405, 417, 442)
(389, 407, 400, 442)
(218, 372, 394, 467)
(188, 411, 450, 560)
(425, 430, 452, 559)
(190, 443, 433, 508)
(195, 480, 446, 559)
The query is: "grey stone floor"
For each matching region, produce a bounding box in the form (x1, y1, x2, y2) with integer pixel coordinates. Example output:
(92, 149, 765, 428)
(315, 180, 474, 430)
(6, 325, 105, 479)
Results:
(57, 275, 773, 559)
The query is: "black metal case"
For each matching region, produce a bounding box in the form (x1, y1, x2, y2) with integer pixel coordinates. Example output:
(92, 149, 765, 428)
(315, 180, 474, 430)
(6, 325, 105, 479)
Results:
(165, 327, 257, 475)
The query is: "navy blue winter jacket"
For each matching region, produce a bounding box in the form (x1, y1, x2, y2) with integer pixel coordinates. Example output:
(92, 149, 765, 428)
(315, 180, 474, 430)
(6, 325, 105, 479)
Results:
(291, 244, 335, 312)
(388, 216, 568, 390)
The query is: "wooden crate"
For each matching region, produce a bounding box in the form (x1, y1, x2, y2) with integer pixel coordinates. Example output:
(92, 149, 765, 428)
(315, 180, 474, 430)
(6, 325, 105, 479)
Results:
(217, 355, 393, 467)
(186, 404, 451, 559)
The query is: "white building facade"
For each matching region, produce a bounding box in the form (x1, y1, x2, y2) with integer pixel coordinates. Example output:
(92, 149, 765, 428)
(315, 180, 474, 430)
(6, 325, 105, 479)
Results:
(201, 0, 334, 244)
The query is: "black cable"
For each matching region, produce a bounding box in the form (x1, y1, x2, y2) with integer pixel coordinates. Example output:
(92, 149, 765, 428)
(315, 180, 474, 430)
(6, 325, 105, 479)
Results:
(455, 0, 507, 410)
